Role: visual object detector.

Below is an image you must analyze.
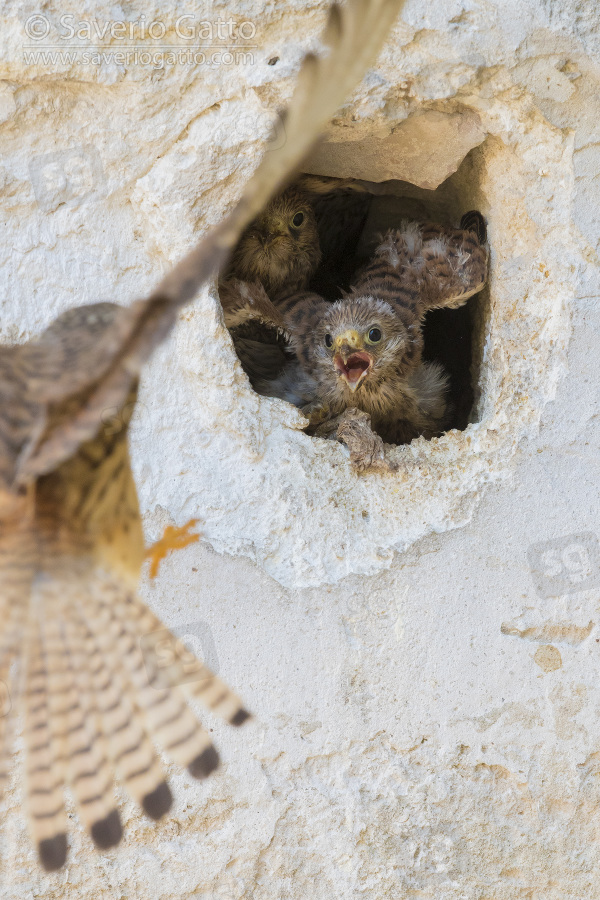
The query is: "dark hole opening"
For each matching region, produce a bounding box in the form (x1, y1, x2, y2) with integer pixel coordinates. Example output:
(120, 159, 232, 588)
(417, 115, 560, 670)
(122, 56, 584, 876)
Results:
(220, 144, 488, 444)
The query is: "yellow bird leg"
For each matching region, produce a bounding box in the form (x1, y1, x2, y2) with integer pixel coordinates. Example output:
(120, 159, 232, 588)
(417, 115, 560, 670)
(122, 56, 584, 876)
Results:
(145, 519, 201, 579)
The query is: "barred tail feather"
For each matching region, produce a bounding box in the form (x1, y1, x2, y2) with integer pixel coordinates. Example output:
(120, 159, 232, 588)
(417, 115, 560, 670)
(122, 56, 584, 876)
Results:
(75, 607, 172, 821)
(60, 614, 122, 851)
(88, 576, 236, 779)
(114, 588, 250, 727)
(20, 559, 251, 870)
(24, 616, 68, 871)
(92, 583, 218, 778)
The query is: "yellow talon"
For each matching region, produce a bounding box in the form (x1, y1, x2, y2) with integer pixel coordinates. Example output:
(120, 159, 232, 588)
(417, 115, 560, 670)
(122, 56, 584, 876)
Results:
(145, 518, 201, 579)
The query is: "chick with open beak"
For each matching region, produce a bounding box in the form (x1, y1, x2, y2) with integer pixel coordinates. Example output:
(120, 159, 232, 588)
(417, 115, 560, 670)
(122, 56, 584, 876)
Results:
(314, 295, 429, 423)
(275, 290, 451, 449)
(331, 328, 375, 392)
(236, 214, 488, 453)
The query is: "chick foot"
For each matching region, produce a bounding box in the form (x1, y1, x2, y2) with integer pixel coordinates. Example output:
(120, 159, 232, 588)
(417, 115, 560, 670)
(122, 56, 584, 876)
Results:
(336, 408, 398, 474)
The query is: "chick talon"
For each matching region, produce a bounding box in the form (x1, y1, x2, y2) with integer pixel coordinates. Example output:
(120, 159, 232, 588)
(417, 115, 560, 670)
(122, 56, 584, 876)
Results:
(145, 519, 201, 579)
(336, 408, 397, 474)
(301, 401, 332, 432)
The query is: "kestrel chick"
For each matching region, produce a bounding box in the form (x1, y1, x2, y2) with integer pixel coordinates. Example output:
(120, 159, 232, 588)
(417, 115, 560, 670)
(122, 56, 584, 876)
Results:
(270, 212, 489, 446)
(275, 289, 450, 444)
(224, 186, 321, 297)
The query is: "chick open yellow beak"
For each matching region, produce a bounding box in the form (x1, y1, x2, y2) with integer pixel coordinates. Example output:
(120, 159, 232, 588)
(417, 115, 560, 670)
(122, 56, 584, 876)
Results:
(332, 331, 372, 392)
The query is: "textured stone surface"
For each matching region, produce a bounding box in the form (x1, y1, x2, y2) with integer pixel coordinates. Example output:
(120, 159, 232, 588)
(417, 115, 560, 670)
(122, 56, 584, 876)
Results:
(304, 109, 486, 188)
(1, 0, 600, 897)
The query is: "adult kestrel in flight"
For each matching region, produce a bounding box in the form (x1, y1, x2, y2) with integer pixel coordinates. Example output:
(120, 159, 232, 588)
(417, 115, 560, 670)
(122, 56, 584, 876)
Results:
(0, 302, 251, 872)
(0, 0, 407, 869)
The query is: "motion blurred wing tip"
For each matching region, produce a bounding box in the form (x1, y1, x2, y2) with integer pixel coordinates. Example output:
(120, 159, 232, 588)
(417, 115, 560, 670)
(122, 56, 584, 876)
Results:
(188, 745, 220, 779)
(90, 809, 123, 850)
(38, 833, 68, 871)
(142, 781, 173, 821)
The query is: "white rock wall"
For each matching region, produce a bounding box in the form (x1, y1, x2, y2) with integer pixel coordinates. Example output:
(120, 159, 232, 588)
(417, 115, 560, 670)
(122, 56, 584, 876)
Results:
(2, 1, 600, 897)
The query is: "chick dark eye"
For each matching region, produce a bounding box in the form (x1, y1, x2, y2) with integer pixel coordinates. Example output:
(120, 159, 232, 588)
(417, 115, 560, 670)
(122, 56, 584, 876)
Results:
(367, 327, 382, 343)
(292, 212, 304, 227)
(325, 333, 333, 348)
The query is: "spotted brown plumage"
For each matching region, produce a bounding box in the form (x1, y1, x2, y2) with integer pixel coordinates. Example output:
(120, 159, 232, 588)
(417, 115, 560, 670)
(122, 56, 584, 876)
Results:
(0, 0, 407, 867)
(221, 186, 369, 385)
(224, 186, 322, 297)
(0, 304, 250, 871)
(259, 213, 489, 448)
(223, 180, 373, 302)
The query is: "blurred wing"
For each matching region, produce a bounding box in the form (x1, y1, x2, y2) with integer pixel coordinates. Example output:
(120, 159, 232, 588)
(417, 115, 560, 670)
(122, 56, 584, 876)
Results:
(11, 0, 405, 486)
(14, 296, 201, 486)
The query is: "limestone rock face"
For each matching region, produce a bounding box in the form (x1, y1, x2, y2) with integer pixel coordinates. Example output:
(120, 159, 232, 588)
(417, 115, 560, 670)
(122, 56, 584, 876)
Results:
(1, 2, 600, 897)
(304, 109, 487, 188)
